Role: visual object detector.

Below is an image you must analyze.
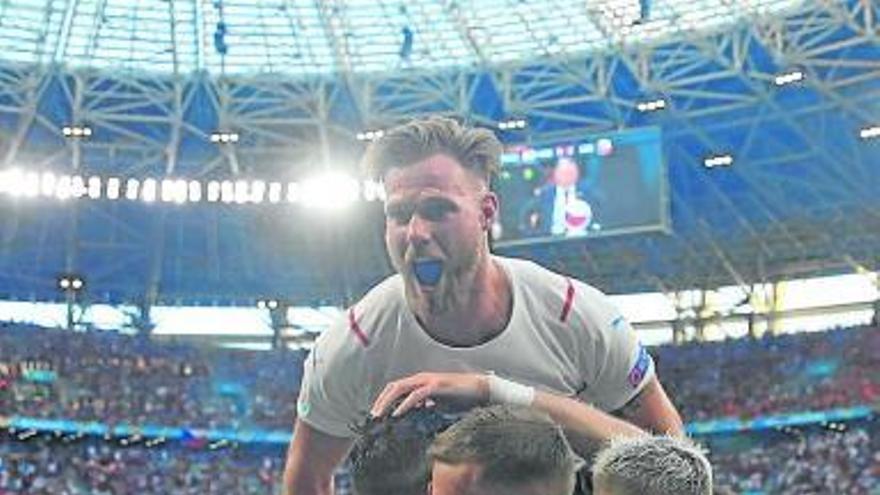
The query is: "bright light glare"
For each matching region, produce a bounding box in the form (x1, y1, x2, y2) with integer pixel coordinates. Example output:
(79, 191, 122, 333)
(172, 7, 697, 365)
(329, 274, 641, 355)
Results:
(125, 179, 140, 200)
(267, 182, 282, 203)
(87, 176, 102, 199)
(56, 175, 72, 200)
(207, 181, 221, 202)
(234, 180, 249, 204)
(251, 180, 266, 203)
(106, 177, 121, 200)
(70, 176, 87, 198)
(188, 181, 202, 202)
(41, 172, 57, 197)
(300, 172, 361, 210)
(141, 178, 157, 202)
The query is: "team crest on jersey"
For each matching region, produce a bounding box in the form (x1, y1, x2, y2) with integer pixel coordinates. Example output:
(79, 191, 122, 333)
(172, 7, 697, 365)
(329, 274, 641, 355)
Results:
(627, 346, 650, 388)
(297, 388, 311, 416)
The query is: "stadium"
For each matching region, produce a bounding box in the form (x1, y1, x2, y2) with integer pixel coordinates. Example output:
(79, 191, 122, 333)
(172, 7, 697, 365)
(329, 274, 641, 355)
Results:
(0, 0, 877, 493)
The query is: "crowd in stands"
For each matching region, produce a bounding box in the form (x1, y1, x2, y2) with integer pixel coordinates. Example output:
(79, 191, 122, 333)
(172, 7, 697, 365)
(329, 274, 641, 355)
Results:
(1, 321, 878, 493)
(0, 434, 285, 494)
(0, 322, 303, 430)
(710, 421, 879, 494)
(3, 322, 877, 430)
(656, 325, 879, 421)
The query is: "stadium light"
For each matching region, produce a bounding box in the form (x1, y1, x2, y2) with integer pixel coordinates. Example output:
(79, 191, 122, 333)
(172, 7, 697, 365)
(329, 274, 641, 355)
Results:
(286, 182, 300, 203)
(62, 125, 92, 139)
(859, 125, 880, 140)
(704, 154, 734, 168)
(106, 177, 121, 200)
(210, 131, 239, 144)
(636, 98, 667, 112)
(356, 129, 384, 142)
(173, 179, 188, 204)
(40, 172, 57, 197)
(234, 180, 249, 204)
(141, 178, 157, 202)
(125, 179, 140, 201)
(362, 179, 385, 202)
(251, 180, 266, 203)
(70, 176, 87, 198)
(207, 181, 221, 202)
(188, 180, 202, 202)
(58, 274, 85, 292)
(56, 175, 72, 200)
(300, 171, 360, 210)
(267, 182, 282, 203)
(498, 118, 527, 130)
(161, 179, 175, 202)
(774, 69, 805, 86)
(221, 181, 235, 203)
(87, 176, 101, 199)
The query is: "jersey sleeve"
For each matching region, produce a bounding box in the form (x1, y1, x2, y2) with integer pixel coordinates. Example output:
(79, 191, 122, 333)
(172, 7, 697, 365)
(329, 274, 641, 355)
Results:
(577, 285, 655, 412)
(296, 316, 369, 438)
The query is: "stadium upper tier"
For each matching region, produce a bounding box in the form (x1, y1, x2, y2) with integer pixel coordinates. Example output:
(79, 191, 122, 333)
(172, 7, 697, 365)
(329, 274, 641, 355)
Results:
(0, 0, 803, 76)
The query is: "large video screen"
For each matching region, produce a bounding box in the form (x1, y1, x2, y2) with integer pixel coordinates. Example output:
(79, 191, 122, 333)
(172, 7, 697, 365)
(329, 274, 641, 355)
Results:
(493, 127, 668, 247)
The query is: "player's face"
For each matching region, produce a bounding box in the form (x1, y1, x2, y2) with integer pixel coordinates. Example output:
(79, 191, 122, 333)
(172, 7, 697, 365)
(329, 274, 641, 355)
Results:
(383, 154, 496, 314)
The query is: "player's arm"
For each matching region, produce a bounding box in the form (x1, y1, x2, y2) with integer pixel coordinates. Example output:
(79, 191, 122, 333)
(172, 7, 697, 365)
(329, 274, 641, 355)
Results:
(530, 387, 647, 456)
(282, 418, 353, 495)
(370, 372, 646, 458)
(614, 375, 683, 436)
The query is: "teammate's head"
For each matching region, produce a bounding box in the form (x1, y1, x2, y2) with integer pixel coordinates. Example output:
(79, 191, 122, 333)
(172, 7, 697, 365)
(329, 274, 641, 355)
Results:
(428, 404, 578, 495)
(349, 406, 455, 495)
(365, 117, 503, 315)
(591, 436, 713, 495)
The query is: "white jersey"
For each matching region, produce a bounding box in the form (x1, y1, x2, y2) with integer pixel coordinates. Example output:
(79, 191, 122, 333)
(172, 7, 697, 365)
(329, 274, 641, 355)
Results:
(297, 256, 654, 438)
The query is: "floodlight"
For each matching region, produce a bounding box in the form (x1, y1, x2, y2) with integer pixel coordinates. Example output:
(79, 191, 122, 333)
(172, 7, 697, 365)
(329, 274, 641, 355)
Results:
(87, 176, 101, 199)
(70, 176, 87, 198)
(56, 175, 72, 200)
(188, 180, 202, 202)
(774, 69, 805, 86)
(636, 98, 667, 112)
(220, 181, 235, 203)
(106, 177, 121, 200)
(141, 178, 157, 202)
(125, 179, 140, 200)
(286, 182, 300, 203)
(161, 179, 175, 202)
(704, 154, 734, 168)
(234, 180, 249, 204)
(300, 172, 360, 210)
(207, 181, 221, 202)
(859, 125, 880, 140)
(267, 182, 282, 203)
(41, 172, 57, 197)
(251, 180, 266, 203)
(172, 179, 188, 203)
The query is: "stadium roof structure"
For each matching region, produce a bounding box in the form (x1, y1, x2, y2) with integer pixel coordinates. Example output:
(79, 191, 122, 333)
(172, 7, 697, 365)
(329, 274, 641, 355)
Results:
(0, 0, 878, 308)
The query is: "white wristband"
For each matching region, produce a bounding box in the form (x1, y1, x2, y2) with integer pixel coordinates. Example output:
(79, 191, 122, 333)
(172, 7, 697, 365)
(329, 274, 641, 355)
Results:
(487, 374, 535, 407)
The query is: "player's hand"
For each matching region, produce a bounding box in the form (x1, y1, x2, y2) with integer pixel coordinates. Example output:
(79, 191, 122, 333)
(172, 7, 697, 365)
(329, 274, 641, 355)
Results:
(370, 372, 490, 418)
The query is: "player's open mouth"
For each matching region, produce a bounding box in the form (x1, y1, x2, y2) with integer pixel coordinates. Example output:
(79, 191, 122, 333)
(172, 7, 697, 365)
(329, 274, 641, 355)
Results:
(413, 259, 443, 286)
